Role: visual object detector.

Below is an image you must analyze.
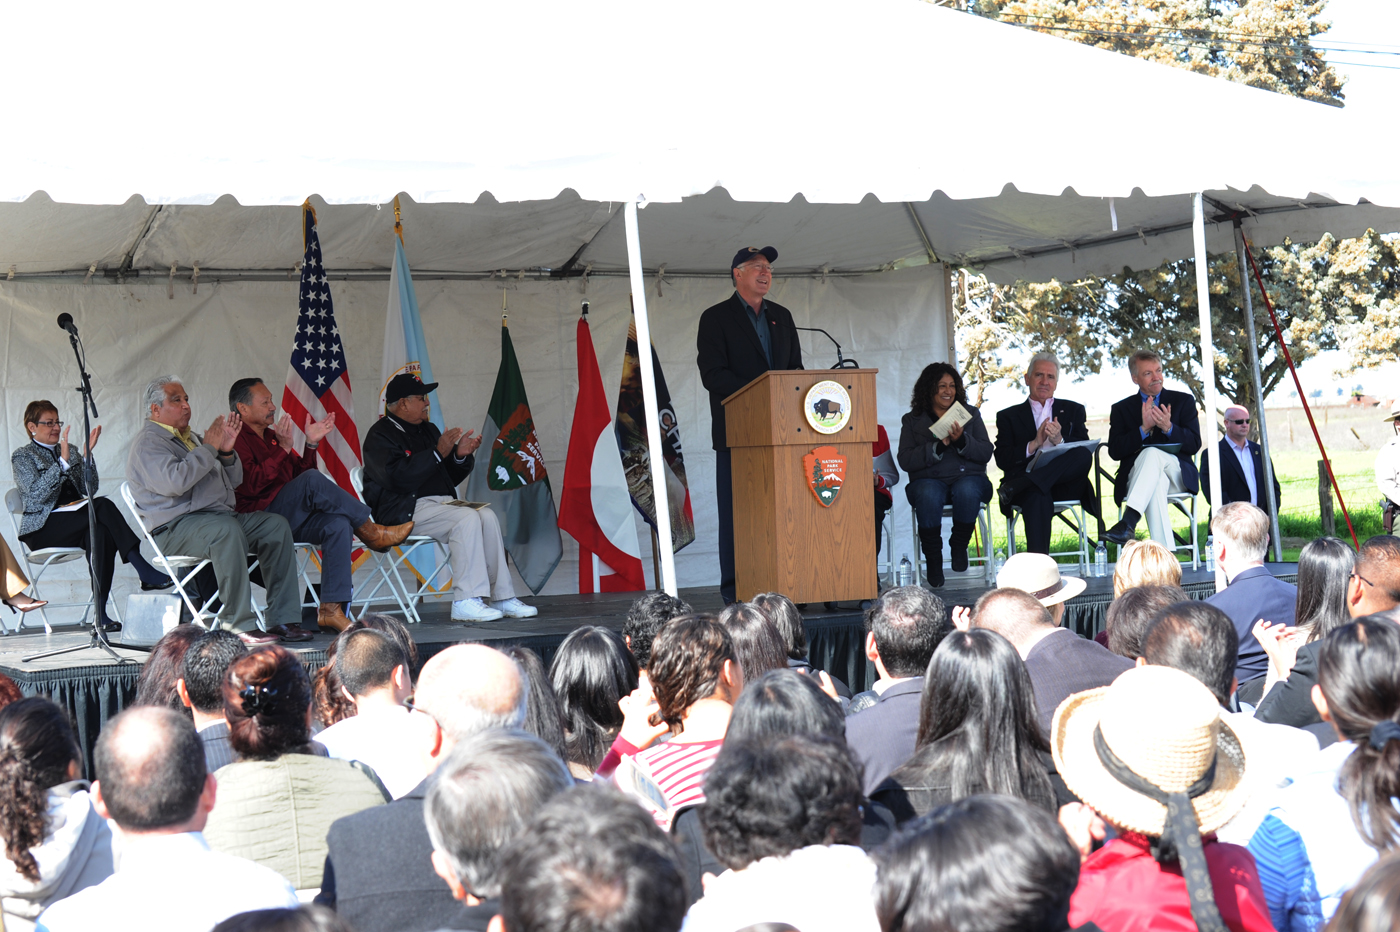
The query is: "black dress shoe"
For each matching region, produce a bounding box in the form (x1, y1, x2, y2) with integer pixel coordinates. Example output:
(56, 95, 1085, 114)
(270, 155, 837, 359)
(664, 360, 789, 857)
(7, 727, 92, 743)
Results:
(141, 580, 175, 591)
(1102, 521, 1135, 546)
(269, 624, 314, 643)
(101, 620, 122, 633)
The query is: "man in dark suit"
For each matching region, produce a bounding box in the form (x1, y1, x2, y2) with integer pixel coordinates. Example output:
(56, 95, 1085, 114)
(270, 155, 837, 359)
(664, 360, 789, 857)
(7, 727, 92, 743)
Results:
(974, 584, 1131, 738)
(696, 246, 803, 604)
(1200, 403, 1281, 512)
(1256, 536, 1400, 728)
(994, 352, 1097, 554)
(1104, 350, 1202, 548)
(845, 587, 951, 796)
(1204, 502, 1296, 683)
(174, 629, 247, 773)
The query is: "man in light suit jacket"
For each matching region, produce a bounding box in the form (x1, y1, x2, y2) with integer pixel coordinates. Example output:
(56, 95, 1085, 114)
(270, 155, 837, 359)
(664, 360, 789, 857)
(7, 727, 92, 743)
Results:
(1199, 404, 1281, 512)
(994, 352, 1098, 555)
(1104, 350, 1202, 548)
(1205, 503, 1296, 684)
(696, 246, 804, 605)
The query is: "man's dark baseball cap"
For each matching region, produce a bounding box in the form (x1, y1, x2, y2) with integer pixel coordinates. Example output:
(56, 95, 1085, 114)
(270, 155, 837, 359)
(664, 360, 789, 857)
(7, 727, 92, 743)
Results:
(730, 246, 778, 270)
(386, 372, 438, 404)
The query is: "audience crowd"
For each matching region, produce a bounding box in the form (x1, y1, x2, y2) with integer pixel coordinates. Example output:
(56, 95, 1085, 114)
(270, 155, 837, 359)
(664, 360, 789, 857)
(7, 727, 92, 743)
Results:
(1, 501, 1398, 932)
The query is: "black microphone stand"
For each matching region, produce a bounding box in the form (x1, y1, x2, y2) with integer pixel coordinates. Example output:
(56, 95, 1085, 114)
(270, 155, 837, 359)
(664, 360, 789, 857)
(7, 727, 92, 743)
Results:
(795, 326, 861, 369)
(24, 323, 130, 664)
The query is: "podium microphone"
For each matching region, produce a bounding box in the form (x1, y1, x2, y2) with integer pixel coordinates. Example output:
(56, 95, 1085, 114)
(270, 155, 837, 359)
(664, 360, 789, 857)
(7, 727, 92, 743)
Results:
(57, 313, 79, 335)
(795, 326, 860, 369)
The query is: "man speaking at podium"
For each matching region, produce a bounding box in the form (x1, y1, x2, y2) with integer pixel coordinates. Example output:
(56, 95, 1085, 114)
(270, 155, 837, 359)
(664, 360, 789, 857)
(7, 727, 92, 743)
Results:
(697, 246, 803, 604)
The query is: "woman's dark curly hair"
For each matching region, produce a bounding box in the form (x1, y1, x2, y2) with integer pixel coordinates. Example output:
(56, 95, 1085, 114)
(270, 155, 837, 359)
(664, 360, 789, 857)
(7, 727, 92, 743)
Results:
(0, 698, 81, 882)
(133, 624, 203, 717)
(648, 615, 735, 731)
(223, 645, 314, 761)
(909, 362, 965, 417)
(699, 734, 863, 870)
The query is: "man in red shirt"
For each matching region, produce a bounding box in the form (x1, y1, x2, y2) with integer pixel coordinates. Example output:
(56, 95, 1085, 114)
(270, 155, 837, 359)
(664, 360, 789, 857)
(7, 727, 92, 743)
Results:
(230, 378, 412, 635)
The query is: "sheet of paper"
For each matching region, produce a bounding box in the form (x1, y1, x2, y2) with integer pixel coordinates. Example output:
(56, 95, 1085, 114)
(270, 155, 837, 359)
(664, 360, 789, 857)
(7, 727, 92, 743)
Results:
(1028, 438, 1101, 472)
(445, 500, 490, 510)
(928, 401, 974, 441)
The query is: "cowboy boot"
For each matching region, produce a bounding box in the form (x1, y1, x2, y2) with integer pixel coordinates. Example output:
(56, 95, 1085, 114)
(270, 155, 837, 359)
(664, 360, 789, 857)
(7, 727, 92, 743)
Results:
(354, 520, 414, 553)
(918, 527, 945, 588)
(949, 521, 976, 573)
(317, 601, 353, 633)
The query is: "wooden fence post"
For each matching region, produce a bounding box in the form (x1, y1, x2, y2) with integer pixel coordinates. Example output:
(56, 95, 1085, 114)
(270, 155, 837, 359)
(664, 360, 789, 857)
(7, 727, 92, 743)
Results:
(1319, 459, 1336, 538)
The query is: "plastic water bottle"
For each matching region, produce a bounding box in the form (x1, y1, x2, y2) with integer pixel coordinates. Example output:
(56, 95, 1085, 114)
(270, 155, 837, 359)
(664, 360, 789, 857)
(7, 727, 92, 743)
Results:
(897, 554, 913, 588)
(1205, 535, 1216, 573)
(1094, 540, 1108, 577)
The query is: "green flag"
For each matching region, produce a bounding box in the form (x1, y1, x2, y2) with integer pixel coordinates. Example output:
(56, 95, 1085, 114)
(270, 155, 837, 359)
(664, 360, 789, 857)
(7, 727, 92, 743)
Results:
(465, 321, 563, 594)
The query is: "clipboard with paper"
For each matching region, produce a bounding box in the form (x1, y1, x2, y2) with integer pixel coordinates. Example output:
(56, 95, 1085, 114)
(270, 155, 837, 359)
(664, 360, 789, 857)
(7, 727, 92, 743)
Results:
(1027, 438, 1102, 472)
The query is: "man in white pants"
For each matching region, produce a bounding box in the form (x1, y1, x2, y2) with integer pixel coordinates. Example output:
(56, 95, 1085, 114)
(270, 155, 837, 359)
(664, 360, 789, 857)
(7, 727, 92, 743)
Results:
(1103, 350, 1202, 548)
(361, 373, 536, 622)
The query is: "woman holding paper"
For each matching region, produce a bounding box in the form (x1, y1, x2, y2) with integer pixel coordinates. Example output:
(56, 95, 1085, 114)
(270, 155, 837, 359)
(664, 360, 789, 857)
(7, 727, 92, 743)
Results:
(898, 364, 993, 587)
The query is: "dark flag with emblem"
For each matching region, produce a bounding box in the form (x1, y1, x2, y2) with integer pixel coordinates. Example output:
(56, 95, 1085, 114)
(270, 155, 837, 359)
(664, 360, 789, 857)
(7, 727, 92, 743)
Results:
(281, 201, 362, 498)
(463, 319, 563, 593)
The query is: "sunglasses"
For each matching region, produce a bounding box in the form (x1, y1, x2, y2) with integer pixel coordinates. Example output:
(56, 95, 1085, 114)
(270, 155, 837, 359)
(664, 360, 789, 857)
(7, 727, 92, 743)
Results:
(1227, 418, 1250, 425)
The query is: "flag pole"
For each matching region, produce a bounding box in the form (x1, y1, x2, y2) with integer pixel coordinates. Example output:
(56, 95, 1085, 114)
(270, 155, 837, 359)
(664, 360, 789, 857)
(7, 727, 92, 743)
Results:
(624, 197, 677, 596)
(393, 196, 404, 246)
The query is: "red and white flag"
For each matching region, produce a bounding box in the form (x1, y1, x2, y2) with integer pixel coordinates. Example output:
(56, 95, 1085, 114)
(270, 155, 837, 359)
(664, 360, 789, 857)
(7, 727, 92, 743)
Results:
(281, 201, 362, 498)
(559, 314, 644, 593)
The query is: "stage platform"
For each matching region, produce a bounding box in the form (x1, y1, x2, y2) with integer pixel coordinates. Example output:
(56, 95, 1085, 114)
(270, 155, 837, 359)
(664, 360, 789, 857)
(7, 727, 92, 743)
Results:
(0, 563, 1298, 776)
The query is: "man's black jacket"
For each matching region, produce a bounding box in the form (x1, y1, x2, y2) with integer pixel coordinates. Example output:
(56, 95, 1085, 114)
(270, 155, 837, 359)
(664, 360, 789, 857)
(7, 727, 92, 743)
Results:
(696, 292, 803, 451)
(362, 412, 474, 525)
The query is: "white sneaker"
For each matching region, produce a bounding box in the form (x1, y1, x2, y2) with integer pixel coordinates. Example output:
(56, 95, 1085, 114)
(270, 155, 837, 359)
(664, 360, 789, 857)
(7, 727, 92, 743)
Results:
(451, 598, 504, 622)
(491, 597, 538, 618)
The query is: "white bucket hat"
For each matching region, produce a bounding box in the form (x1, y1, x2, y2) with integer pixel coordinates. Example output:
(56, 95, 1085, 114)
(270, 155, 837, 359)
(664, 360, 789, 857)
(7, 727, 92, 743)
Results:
(994, 552, 1086, 606)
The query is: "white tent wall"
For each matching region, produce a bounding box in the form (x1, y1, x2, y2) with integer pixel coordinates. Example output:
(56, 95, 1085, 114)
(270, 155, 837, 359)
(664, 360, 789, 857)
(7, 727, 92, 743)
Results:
(0, 264, 946, 608)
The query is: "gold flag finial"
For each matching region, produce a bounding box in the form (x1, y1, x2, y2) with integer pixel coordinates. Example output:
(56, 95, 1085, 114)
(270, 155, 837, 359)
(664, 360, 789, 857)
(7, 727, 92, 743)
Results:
(393, 196, 404, 245)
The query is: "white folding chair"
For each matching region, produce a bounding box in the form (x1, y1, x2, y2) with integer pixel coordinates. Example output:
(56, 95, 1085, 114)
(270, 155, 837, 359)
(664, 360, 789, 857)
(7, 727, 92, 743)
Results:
(346, 467, 450, 623)
(3, 488, 122, 635)
(876, 508, 895, 588)
(910, 500, 997, 587)
(120, 481, 261, 630)
(1110, 491, 1201, 571)
(1005, 499, 1092, 570)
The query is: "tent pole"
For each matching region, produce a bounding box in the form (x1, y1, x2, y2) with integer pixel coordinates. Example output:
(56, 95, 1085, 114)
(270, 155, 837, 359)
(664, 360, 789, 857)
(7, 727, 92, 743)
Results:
(1233, 221, 1283, 563)
(1193, 193, 1225, 591)
(624, 198, 678, 596)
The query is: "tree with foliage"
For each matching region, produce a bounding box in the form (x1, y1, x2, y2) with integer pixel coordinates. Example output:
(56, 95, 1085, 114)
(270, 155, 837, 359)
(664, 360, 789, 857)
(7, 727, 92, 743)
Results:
(941, 0, 1400, 430)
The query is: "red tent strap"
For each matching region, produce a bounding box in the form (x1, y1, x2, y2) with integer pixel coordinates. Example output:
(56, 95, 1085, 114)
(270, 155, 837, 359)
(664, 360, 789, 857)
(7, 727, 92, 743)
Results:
(1241, 239, 1359, 549)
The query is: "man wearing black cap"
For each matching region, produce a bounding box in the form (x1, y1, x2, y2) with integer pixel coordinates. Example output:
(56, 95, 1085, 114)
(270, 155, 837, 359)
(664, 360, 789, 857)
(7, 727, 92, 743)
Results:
(361, 373, 536, 622)
(697, 246, 803, 604)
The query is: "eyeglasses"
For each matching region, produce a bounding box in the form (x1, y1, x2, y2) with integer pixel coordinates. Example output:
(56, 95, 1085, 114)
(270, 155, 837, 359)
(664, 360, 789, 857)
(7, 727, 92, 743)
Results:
(1227, 418, 1250, 425)
(402, 696, 440, 728)
(34, 420, 62, 428)
(1351, 571, 1376, 590)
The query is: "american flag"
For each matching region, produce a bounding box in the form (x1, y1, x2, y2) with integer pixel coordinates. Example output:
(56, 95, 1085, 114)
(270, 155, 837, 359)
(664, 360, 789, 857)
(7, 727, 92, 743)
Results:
(281, 202, 362, 496)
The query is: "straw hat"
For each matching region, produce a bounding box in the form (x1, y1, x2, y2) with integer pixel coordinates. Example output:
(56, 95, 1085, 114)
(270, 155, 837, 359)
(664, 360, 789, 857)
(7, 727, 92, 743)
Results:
(1382, 401, 1400, 423)
(1050, 665, 1248, 836)
(995, 552, 1086, 606)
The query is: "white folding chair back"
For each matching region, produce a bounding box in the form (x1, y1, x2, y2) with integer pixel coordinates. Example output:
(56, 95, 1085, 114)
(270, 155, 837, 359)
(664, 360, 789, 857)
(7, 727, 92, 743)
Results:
(2, 487, 119, 635)
(119, 482, 218, 628)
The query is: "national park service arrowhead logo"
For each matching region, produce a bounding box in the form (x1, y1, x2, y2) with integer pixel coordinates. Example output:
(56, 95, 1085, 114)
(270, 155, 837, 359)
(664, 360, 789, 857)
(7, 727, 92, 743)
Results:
(804, 446, 846, 508)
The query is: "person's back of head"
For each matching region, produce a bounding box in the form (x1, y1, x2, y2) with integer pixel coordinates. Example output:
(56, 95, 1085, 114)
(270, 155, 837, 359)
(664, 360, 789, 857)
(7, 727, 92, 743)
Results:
(622, 592, 693, 670)
(134, 624, 205, 714)
(1295, 536, 1356, 643)
(415, 644, 526, 743)
(972, 588, 1054, 652)
(1354, 536, 1400, 616)
(1326, 850, 1400, 932)
(1141, 600, 1238, 706)
(867, 586, 949, 678)
(333, 629, 408, 699)
(717, 602, 788, 684)
(181, 630, 248, 715)
(213, 904, 355, 932)
(0, 697, 83, 881)
(1211, 501, 1271, 567)
(93, 705, 206, 833)
(1317, 619, 1400, 851)
(548, 626, 638, 772)
(725, 668, 844, 744)
(0, 673, 21, 712)
(223, 646, 314, 760)
(1112, 539, 1182, 598)
(1105, 585, 1189, 661)
(345, 612, 419, 669)
(873, 795, 1080, 932)
(649, 615, 738, 730)
(501, 647, 568, 765)
(495, 784, 687, 932)
(913, 629, 1052, 806)
(751, 592, 807, 661)
(424, 730, 573, 902)
(699, 734, 863, 872)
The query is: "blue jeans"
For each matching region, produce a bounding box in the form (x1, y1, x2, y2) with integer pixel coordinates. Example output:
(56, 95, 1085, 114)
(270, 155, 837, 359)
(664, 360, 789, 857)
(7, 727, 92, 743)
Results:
(907, 475, 993, 530)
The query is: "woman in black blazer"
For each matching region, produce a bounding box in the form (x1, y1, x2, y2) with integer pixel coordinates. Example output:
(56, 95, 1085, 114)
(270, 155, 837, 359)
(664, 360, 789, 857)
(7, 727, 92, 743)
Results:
(12, 400, 171, 631)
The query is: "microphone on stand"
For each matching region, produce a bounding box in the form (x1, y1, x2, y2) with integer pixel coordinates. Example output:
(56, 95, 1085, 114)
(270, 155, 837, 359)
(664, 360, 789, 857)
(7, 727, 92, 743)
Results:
(795, 326, 860, 369)
(57, 313, 78, 335)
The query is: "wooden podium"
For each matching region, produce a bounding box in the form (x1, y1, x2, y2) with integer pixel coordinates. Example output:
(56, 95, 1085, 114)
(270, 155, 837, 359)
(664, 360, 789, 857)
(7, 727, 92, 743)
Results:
(723, 369, 878, 603)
